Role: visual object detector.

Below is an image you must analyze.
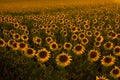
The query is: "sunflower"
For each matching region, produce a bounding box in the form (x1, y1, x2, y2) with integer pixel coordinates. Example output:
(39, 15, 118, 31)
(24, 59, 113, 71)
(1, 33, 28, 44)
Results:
(36, 48, 50, 63)
(0, 38, 6, 47)
(113, 46, 120, 56)
(63, 42, 72, 50)
(111, 32, 117, 40)
(45, 36, 53, 44)
(92, 19, 97, 24)
(86, 31, 92, 37)
(10, 29, 15, 35)
(101, 55, 116, 67)
(71, 26, 78, 33)
(88, 49, 101, 62)
(78, 33, 85, 40)
(49, 41, 58, 51)
(23, 48, 36, 58)
(18, 42, 28, 51)
(21, 25, 28, 30)
(96, 76, 109, 80)
(2, 29, 9, 35)
(95, 36, 104, 43)
(81, 37, 89, 45)
(71, 33, 78, 41)
(84, 24, 90, 30)
(23, 30, 29, 35)
(12, 33, 21, 40)
(117, 33, 120, 40)
(33, 36, 42, 45)
(72, 44, 85, 55)
(56, 52, 72, 67)
(94, 30, 101, 37)
(94, 41, 101, 48)
(63, 31, 68, 37)
(114, 24, 119, 29)
(13, 22, 19, 29)
(103, 41, 114, 50)
(110, 66, 120, 78)
(11, 42, 19, 51)
(21, 34, 29, 41)
(7, 39, 16, 48)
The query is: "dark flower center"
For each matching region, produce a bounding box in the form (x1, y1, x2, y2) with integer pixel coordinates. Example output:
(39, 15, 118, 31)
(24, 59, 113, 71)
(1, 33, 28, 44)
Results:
(75, 45, 82, 51)
(27, 49, 33, 55)
(90, 52, 97, 58)
(104, 57, 112, 63)
(39, 51, 47, 58)
(59, 55, 68, 62)
(113, 69, 119, 74)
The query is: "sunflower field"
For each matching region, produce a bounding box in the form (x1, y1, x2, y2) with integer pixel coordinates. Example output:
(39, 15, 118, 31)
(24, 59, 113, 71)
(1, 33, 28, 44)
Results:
(0, 3, 120, 80)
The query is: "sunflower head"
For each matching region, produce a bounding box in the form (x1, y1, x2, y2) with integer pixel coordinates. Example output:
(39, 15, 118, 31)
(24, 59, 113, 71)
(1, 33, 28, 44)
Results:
(101, 55, 116, 67)
(103, 41, 114, 50)
(113, 46, 120, 56)
(21, 34, 29, 41)
(71, 33, 78, 41)
(24, 48, 36, 58)
(72, 44, 85, 55)
(94, 41, 101, 48)
(88, 50, 100, 62)
(12, 33, 21, 40)
(95, 36, 104, 42)
(33, 36, 42, 45)
(110, 66, 120, 78)
(18, 42, 28, 51)
(63, 42, 72, 51)
(49, 41, 58, 51)
(0, 38, 6, 47)
(36, 48, 51, 63)
(56, 52, 72, 67)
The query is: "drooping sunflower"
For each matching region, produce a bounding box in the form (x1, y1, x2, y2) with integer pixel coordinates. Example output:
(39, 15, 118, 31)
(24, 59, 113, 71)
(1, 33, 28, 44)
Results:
(72, 43, 85, 55)
(56, 52, 72, 67)
(103, 41, 114, 50)
(110, 66, 120, 78)
(63, 42, 72, 51)
(23, 48, 36, 58)
(36, 48, 51, 63)
(49, 41, 58, 51)
(88, 49, 101, 62)
(96, 76, 109, 80)
(101, 55, 116, 67)
(33, 36, 42, 45)
(0, 38, 6, 47)
(113, 46, 120, 56)
(95, 35, 104, 43)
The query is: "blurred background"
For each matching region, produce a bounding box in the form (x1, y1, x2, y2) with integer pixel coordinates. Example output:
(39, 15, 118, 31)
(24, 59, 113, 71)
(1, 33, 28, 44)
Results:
(0, 0, 116, 11)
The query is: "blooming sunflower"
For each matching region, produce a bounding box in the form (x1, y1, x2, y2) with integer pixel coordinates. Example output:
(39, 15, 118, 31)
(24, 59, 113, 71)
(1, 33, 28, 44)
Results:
(72, 44, 85, 55)
(86, 31, 92, 37)
(103, 41, 114, 50)
(36, 48, 51, 63)
(63, 42, 72, 51)
(45, 36, 53, 44)
(88, 49, 101, 62)
(49, 41, 58, 51)
(71, 33, 78, 41)
(113, 46, 120, 56)
(12, 33, 21, 40)
(95, 36, 104, 43)
(110, 66, 120, 78)
(7, 39, 16, 48)
(56, 52, 72, 67)
(23, 48, 36, 58)
(18, 42, 28, 51)
(11, 42, 19, 51)
(21, 34, 29, 41)
(94, 41, 101, 48)
(101, 55, 116, 67)
(96, 76, 109, 80)
(0, 38, 6, 47)
(94, 30, 101, 37)
(33, 36, 42, 45)
(81, 37, 89, 45)
(78, 33, 85, 40)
